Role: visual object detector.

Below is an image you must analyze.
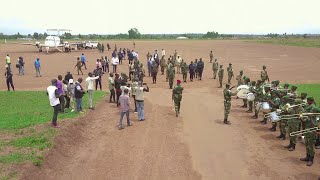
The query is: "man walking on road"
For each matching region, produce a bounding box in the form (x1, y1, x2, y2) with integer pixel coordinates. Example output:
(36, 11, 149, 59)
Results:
(118, 88, 132, 130)
(81, 53, 87, 69)
(86, 72, 99, 110)
(34, 58, 41, 77)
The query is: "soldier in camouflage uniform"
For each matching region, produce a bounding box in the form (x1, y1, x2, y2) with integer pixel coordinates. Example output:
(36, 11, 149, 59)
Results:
(227, 63, 234, 84)
(246, 81, 256, 113)
(278, 95, 290, 140)
(268, 91, 281, 131)
(165, 61, 170, 82)
(236, 70, 244, 86)
(168, 63, 175, 89)
(181, 62, 188, 83)
(252, 80, 264, 119)
(218, 65, 224, 88)
(285, 99, 305, 151)
(209, 51, 213, 63)
(261, 65, 270, 83)
(194, 59, 198, 78)
(151, 61, 158, 84)
(224, 84, 236, 125)
(261, 86, 272, 125)
(172, 80, 184, 117)
(160, 56, 166, 75)
(300, 104, 319, 166)
(212, 59, 219, 79)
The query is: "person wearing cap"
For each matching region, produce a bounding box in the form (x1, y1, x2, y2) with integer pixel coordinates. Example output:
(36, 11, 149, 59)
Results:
(236, 70, 244, 87)
(218, 64, 224, 88)
(5, 54, 11, 70)
(278, 95, 290, 140)
(34, 58, 41, 77)
(209, 51, 213, 63)
(189, 61, 195, 82)
(223, 83, 237, 124)
(252, 80, 264, 119)
(47, 79, 61, 128)
(172, 80, 184, 117)
(197, 58, 204, 80)
(247, 81, 256, 113)
(168, 62, 175, 89)
(212, 59, 219, 79)
(67, 79, 76, 112)
(261, 86, 272, 125)
(268, 90, 281, 131)
(181, 62, 188, 83)
(85, 72, 100, 110)
(227, 63, 234, 84)
(285, 99, 305, 151)
(176, 55, 183, 74)
(261, 65, 269, 83)
(288, 85, 298, 99)
(299, 105, 320, 166)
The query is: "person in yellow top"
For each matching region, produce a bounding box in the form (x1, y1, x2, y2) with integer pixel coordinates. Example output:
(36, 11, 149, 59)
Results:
(5, 54, 11, 70)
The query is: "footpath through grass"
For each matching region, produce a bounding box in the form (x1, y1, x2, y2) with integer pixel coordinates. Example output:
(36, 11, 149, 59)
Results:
(247, 38, 320, 48)
(0, 91, 105, 179)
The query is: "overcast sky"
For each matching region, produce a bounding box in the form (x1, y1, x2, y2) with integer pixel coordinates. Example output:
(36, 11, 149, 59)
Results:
(0, 0, 319, 35)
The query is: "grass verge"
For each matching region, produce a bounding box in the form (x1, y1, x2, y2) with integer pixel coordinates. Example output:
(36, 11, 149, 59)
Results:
(246, 38, 320, 48)
(294, 84, 320, 105)
(0, 90, 106, 179)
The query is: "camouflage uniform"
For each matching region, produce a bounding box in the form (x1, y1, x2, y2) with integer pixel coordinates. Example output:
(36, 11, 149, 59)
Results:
(160, 57, 166, 75)
(172, 83, 183, 116)
(261, 88, 272, 124)
(212, 59, 219, 79)
(218, 65, 224, 88)
(209, 51, 213, 63)
(168, 63, 175, 89)
(279, 96, 290, 139)
(247, 81, 256, 113)
(227, 64, 234, 84)
(253, 83, 264, 119)
(261, 65, 269, 83)
(286, 101, 304, 151)
(181, 62, 188, 82)
(194, 60, 198, 78)
(224, 85, 236, 124)
(151, 61, 158, 84)
(165, 61, 170, 82)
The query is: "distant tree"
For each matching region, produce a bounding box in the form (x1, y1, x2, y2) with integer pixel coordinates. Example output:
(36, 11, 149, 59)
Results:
(203, 31, 219, 39)
(27, 34, 32, 38)
(33, 32, 39, 39)
(78, 34, 82, 39)
(128, 28, 141, 39)
(64, 32, 72, 39)
(303, 34, 307, 39)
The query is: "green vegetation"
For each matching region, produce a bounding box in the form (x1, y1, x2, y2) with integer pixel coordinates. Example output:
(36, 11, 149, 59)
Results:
(294, 84, 320, 105)
(0, 91, 105, 178)
(249, 38, 320, 48)
(0, 91, 105, 130)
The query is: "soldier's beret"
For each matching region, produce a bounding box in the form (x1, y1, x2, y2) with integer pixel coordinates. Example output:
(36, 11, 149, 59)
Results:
(284, 83, 289, 87)
(307, 97, 314, 101)
(301, 93, 307, 97)
(294, 99, 303, 105)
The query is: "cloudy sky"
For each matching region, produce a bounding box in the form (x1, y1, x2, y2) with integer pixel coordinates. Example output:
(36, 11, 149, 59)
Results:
(0, 0, 319, 35)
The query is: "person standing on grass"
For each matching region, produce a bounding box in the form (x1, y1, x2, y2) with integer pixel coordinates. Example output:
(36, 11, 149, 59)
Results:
(86, 72, 99, 110)
(67, 79, 75, 112)
(135, 82, 149, 121)
(108, 73, 116, 103)
(18, 57, 25, 76)
(75, 78, 85, 113)
(118, 88, 132, 130)
(5, 67, 14, 91)
(81, 53, 87, 69)
(47, 79, 61, 128)
(57, 75, 66, 113)
(63, 80, 70, 110)
(34, 58, 41, 77)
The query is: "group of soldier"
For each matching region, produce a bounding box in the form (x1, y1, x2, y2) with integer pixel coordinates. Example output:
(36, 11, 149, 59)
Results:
(217, 57, 320, 168)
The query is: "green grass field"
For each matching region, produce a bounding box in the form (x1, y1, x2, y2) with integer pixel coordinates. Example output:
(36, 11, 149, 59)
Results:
(294, 84, 320, 105)
(0, 91, 105, 179)
(248, 38, 320, 48)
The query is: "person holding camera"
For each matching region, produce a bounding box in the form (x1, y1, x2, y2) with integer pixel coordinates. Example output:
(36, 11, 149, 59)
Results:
(135, 82, 149, 121)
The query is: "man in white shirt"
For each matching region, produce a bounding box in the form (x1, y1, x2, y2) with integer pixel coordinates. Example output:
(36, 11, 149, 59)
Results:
(161, 49, 166, 59)
(85, 72, 99, 110)
(176, 55, 183, 74)
(112, 57, 119, 73)
(47, 79, 61, 128)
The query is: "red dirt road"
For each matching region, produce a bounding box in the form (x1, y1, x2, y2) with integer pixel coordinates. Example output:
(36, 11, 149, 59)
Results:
(1, 41, 320, 179)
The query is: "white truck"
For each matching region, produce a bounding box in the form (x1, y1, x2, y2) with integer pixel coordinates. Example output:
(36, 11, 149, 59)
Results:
(85, 41, 99, 49)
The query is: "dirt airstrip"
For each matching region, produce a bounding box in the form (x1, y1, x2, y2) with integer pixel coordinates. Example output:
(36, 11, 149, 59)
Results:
(1, 40, 320, 179)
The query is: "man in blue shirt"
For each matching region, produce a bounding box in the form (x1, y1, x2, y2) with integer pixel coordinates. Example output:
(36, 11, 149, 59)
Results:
(81, 53, 87, 69)
(34, 58, 41, 77)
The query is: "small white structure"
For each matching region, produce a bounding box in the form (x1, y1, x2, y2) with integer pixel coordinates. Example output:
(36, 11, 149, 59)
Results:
(176, 36, 189, 40)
